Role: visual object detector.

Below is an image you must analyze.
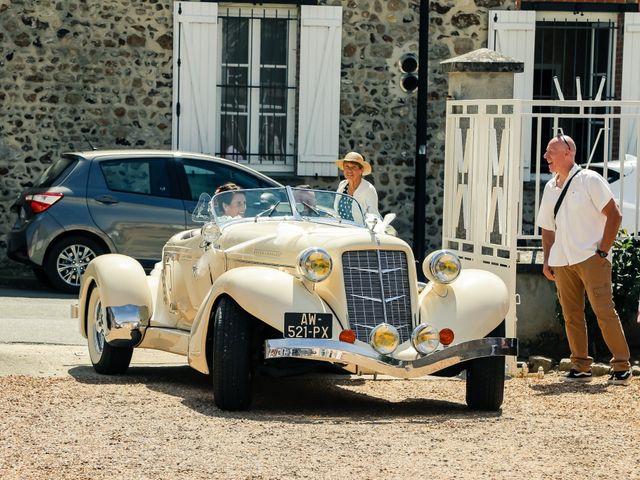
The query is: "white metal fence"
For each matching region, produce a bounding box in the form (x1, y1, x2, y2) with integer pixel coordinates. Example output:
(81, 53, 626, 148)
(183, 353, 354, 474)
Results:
(443, 98, 640, 345)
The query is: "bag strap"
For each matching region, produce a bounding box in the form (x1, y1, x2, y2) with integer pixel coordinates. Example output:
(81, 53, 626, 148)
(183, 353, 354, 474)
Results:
(553, 169, 581, 220)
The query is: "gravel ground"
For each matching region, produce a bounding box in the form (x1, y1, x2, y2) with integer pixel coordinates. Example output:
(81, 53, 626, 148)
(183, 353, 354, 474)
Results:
(1, 368, 638, 480)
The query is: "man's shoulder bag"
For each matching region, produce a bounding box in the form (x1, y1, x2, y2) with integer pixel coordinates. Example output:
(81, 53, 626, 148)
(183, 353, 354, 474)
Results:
(553, 169, 581, 220)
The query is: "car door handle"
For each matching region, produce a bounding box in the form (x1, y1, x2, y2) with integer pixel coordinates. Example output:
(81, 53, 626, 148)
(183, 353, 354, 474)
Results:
(95, 195, 119, 205)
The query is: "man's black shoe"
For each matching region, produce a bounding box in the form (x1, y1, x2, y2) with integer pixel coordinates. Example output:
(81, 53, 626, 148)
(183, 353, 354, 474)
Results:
(607, 370, 632, 386)
(561, 369, 592, 382)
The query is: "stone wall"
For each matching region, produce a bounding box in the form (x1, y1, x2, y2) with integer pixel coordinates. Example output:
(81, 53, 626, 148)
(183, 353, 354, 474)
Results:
(0, 0, 175, 269)
(300, 0, 424, 244)
(0, 0, 515, 272)
(306, 0, 516, 251)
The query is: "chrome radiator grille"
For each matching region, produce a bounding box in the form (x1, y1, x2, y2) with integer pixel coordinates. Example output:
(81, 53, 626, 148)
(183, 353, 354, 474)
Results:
(342, 250, 412, 344)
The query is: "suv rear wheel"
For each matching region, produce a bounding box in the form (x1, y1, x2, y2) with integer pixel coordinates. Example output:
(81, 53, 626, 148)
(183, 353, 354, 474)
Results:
(45, 235, 105, 293)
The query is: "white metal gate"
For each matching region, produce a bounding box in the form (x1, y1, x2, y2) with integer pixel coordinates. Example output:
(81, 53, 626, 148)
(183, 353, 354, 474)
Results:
(443, 101, 522, 344)
(443, 98, 640, 356)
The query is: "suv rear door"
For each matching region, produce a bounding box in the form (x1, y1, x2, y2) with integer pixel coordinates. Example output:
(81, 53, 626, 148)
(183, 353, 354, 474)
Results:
(86, 155, 185, 268)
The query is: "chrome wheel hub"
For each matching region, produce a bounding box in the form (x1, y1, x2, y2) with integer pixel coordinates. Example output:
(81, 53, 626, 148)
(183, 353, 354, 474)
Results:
(93, 300, 105, 354)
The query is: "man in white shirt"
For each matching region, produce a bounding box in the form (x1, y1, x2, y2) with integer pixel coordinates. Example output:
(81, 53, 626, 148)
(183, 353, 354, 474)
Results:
(537, 134, 631, 385)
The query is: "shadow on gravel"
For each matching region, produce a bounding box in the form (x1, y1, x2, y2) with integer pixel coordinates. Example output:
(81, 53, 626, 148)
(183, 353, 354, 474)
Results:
(528, 382, 609, 395)
(69, 364, 210, 389)
(68, 365, 496, 422)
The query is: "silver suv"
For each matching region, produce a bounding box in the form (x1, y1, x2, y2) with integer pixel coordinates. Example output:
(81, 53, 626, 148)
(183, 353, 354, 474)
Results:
(7, 150, 281, 292)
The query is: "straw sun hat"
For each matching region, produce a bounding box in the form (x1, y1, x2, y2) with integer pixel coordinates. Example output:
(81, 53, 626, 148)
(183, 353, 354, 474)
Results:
(335, 152, 372, 176)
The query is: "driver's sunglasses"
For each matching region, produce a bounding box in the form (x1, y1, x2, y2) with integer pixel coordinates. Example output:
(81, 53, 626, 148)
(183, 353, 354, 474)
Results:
(557, 134, 571, 151)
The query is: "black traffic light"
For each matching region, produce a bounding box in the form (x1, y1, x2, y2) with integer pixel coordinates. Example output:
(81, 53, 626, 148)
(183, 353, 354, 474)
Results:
(399, 53, 418, 93)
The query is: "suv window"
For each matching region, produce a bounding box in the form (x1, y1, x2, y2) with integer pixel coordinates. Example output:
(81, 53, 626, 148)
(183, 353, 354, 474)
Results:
(100, 158, 172, 197)
(231, 168, 274, 189)
(35, 155, 77, 188)
(182, 158, 273, 201)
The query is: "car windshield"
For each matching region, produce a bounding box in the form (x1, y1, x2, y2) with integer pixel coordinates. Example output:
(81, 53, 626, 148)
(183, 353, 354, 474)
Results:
(191, 187, 366, 227)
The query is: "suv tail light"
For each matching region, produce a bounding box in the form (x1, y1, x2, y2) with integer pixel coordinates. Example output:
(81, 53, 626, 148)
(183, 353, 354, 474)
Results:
(26, 192, 64, 214)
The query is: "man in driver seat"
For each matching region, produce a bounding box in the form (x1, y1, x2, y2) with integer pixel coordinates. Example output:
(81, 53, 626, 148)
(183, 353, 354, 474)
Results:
(293, 185, 318, 216)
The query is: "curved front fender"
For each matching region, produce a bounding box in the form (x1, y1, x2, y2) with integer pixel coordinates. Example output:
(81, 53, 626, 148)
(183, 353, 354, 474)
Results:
(418, 269, 509, 344)
(188, 266, 334, 374)
(78, 254, 152, 338)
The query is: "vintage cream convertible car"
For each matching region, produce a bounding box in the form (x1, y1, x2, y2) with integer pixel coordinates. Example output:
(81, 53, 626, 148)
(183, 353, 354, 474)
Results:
(74, 186, 517, 411)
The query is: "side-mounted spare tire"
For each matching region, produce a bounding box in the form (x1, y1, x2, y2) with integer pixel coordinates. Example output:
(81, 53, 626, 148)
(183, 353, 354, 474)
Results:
(465, 321, 506, 411)
(212, 296, 253, 411)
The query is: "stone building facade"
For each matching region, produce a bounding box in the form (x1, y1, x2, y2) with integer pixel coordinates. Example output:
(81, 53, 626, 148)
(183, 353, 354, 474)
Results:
(0, 0, 513, 272)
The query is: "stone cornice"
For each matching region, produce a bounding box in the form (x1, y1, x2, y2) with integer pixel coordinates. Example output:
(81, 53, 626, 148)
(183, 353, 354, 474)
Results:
(440, 48, 525, 73)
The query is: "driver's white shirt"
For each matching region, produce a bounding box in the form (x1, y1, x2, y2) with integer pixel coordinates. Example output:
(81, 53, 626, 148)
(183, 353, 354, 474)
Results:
(536, 164, 614, 266)
(216, 215, 242, 222)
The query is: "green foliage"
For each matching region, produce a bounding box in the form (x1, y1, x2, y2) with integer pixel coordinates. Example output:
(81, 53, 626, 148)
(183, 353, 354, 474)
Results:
(611, 234, 640, 324)
(555, 233, 640, 358)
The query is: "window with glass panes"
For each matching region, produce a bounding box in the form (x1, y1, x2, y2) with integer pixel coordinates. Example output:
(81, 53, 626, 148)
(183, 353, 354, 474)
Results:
(218, 7, 297, 172)
(531, 17, 617, 171)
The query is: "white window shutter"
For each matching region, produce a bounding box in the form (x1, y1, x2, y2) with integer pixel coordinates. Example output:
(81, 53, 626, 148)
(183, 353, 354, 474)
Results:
(171, 1, 218, 155)
(489, 10, 536, 180)
(297, 5, 343, 177)
(488, 10, 535, 101)
(621, 12, 640, 157)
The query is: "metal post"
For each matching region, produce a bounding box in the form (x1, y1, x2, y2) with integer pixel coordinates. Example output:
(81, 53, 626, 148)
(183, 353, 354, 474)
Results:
(413, 0, 429, 275)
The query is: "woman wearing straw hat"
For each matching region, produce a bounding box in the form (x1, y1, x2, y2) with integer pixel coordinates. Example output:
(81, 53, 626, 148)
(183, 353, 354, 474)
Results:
(335, 151, 380, 220)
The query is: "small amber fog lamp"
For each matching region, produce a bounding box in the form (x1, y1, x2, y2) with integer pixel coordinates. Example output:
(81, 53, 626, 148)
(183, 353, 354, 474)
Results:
(369, 323, 400, 355)
(411, 323, 440, 355)
(439, 328, 455, 346)
(339, 329, 356, 344)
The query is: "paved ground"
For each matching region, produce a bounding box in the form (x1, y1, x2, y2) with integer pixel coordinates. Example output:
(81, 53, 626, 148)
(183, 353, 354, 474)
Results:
(0, 285, 189, 377)
(0, 261, 42, 289)
(0, 343, 187, 376)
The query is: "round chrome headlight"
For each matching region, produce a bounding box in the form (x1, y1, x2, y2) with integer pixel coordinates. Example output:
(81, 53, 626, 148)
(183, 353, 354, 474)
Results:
(369, 323, 400, 355)
(297, 247, 332, 282)
(411, 324, 440, 355)
(423, 250, 461, 284)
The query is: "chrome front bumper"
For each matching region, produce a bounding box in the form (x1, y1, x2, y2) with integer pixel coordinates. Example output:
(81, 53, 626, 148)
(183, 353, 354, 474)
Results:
(264, 337, 518, 379)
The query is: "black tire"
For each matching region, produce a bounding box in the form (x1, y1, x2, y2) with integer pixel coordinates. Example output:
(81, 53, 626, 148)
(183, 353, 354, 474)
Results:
(212, 296, 252, 411)
(45, 235, 105, 293)
(86, 286, 133, 374)
(465, 356, 505, 411)
(465, 321, 506, 411)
